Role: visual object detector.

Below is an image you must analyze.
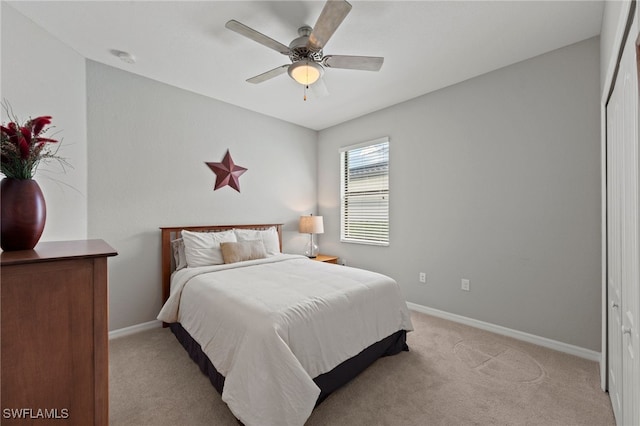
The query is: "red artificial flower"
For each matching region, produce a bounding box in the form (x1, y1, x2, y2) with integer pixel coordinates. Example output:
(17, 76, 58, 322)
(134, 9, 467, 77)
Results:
(31, 116, 52, 136)
(35, 136, 58, 143)
(1, 106, 65, 179)
(0, 125, 15, 136)
(18, 136, 30, 159)
(20, 126, 32, 145)
(7, 122, 18, 134)
(3, 123, 20, 150)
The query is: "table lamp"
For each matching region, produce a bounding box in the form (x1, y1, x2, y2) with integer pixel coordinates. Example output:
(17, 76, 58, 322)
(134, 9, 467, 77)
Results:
(299, 215, 324, 258)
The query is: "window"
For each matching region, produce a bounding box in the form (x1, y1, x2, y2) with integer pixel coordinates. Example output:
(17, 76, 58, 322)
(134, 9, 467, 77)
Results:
(340, 137, 389, 246)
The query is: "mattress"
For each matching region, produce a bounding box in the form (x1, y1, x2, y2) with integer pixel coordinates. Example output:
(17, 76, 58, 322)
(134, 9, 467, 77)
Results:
(158, 254, 413, 426)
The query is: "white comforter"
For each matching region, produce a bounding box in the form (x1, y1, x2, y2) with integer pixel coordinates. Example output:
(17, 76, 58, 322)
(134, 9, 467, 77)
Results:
(157, 254, 413, 426)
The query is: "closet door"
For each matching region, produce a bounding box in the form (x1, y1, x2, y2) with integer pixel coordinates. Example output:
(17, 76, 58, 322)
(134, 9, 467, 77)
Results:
(607, 13, 639, 426)
(607, 60, 623, 423)
(620, 17, 639, 426)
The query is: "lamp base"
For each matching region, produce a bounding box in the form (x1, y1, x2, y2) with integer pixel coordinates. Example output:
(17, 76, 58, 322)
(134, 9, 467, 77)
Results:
(304, 234, 319, 258)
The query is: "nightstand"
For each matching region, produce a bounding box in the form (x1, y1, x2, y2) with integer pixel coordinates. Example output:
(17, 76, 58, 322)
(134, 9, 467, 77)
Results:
(312, 254, 339, 264)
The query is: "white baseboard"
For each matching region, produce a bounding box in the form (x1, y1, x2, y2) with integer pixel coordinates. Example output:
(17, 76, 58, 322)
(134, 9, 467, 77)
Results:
(109, 320, 162, 340)
(406, 302, 600, 362)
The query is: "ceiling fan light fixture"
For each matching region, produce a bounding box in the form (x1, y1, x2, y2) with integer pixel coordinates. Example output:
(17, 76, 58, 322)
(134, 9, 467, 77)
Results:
(288, 60, 323, 85)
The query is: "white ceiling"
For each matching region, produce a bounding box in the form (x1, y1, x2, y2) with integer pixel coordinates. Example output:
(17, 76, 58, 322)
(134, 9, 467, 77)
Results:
(9, 1, 603, 131)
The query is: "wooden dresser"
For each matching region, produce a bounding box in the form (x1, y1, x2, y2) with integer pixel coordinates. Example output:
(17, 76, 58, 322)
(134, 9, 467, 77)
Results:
(1, 240, 117, 425)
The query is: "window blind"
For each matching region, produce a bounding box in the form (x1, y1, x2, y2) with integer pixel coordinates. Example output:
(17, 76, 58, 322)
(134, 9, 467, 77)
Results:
(340, 137, 389, 245)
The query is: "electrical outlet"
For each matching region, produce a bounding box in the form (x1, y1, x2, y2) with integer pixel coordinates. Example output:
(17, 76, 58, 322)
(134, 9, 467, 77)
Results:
(461, 279, 470, 291)
(419, 272, 426, 283)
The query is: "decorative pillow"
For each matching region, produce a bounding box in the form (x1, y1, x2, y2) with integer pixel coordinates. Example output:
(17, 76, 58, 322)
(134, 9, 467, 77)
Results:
(233, 227, 280, 256)
(171, 238, 187, 271)
(181, 229, 237, 267)
(220, 240, 268, 264)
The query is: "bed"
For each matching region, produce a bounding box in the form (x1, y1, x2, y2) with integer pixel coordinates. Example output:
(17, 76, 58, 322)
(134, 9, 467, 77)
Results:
(157, 224, 413, 426)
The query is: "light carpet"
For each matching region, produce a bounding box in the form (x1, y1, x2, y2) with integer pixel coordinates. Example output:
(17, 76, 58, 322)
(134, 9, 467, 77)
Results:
(109, 311, 614, 425)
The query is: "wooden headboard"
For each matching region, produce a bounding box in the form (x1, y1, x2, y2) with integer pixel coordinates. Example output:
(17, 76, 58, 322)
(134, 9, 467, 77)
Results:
(160, 224, 283, 306)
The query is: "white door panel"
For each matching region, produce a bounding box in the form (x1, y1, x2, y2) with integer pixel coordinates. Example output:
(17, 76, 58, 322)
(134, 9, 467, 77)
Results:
(607, 85, 622, 423)
(607, 74, 623, 423)
(620, 20, 639, 425)
(606, 13, 639, 426)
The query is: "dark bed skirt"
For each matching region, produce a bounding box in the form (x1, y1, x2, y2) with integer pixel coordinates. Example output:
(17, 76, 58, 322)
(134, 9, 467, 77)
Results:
(169, 322, 408, 406)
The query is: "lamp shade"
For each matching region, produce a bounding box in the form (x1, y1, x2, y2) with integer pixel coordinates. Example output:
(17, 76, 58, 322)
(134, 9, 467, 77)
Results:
(299, 215, 324, 234)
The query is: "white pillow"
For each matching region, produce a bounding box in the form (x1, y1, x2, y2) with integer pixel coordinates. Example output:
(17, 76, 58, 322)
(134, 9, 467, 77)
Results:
(233, 227, 280, 256)
(181, 229, 237, 267)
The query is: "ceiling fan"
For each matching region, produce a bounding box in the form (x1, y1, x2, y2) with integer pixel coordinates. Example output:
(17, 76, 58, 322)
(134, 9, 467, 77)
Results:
(225, 0, 383, 91)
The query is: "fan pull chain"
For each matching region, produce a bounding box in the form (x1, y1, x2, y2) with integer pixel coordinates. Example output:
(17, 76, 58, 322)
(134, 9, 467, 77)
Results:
(304, 84, 308, 101)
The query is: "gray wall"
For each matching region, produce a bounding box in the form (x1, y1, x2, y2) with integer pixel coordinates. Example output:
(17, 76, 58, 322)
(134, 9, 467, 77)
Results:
(317, 37, 601, 351)
(1, 4, 88, 241)
(86, 61, 318, 330)
(4, 1, 603, 350)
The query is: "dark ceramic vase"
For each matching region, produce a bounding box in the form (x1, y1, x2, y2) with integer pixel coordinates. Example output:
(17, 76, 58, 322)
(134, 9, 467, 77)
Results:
(0, 178, 46, 251)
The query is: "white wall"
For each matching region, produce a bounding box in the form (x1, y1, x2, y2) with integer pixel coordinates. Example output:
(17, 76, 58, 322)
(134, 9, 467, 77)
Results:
(86, 61, 318, 330)
(318, 37, 601, 351)
(1, 4, 87, 241)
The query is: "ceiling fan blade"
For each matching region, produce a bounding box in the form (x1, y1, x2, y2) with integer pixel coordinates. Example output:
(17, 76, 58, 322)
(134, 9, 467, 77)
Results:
(225, 20, 290, 55)
(308, 0, 352, 51)
(246, 64, 290, 84)
(309, 77, 329, 99)
(322, 55, 384, 71)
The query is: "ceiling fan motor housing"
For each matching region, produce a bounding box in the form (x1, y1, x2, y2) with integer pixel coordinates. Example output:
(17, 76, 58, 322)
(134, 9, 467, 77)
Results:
(289, 26, 323, 62)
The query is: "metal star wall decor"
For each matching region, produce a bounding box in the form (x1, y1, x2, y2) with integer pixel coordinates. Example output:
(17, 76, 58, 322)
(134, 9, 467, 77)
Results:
(205, 149, 247, 192)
